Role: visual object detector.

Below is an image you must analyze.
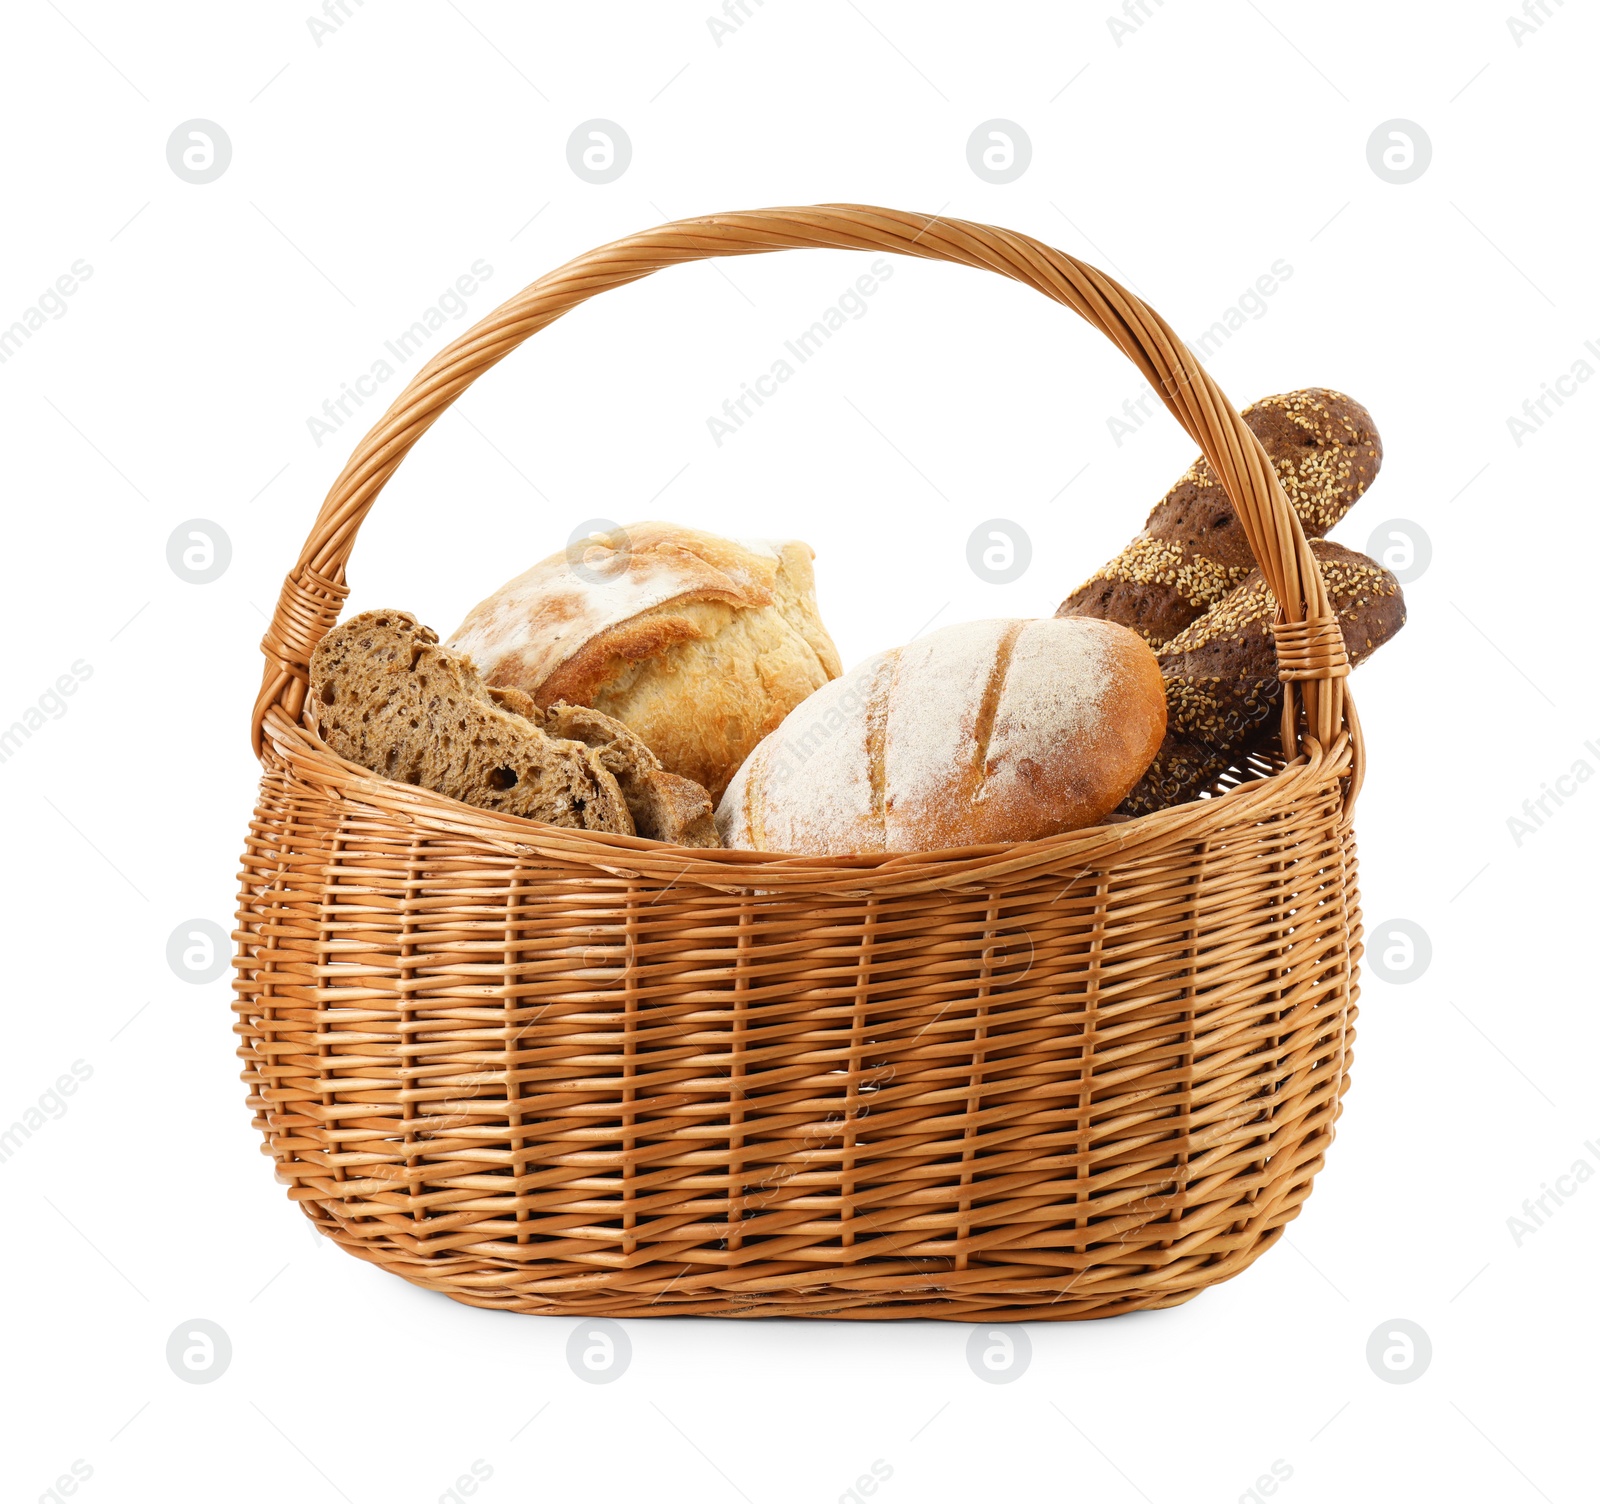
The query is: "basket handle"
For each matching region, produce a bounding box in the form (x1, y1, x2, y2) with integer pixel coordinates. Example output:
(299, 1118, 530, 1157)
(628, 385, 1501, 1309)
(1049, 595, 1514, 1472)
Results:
(252, 203, 1358, 797)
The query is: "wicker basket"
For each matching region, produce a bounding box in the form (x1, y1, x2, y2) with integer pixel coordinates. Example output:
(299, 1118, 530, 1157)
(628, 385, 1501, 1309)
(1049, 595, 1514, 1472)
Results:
(234, 205, 1365, 1321)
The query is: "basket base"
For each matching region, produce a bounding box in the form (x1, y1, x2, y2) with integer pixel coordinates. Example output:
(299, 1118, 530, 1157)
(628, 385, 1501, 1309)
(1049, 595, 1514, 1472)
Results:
(442, 1285, 1210, 1323)
(306, 1207, 1292, 1322)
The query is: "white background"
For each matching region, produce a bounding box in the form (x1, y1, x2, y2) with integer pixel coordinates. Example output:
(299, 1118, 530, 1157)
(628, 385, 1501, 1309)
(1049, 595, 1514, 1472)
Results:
(2, 2, 1595, 1500)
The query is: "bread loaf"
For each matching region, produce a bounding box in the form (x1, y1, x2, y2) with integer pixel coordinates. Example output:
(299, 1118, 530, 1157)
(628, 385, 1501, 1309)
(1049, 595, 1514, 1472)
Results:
(1058, 389, 1382, 646)
(1120, 539, 1405, 815)
(448, 521, 842, 801)
(716, 617, 1166, 855)
(308, 610, 718, 844)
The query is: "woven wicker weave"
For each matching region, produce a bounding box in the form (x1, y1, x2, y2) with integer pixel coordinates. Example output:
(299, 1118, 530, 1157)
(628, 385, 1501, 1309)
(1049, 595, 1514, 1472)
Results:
(234, 206, 1365, 1320)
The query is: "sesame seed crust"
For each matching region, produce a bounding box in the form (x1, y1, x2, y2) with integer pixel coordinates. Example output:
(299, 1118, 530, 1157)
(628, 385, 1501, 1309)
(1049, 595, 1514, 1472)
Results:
(1058, 388, 1383, 645)
(1120, 538, 1405, 815)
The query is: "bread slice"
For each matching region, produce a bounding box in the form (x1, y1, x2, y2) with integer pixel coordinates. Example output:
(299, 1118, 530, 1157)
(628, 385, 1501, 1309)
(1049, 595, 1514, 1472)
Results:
(309, 610, 722, 845)
(308, 610, 634, 833)
(484, 686, 718, 846)
(538, 703, 719, 847)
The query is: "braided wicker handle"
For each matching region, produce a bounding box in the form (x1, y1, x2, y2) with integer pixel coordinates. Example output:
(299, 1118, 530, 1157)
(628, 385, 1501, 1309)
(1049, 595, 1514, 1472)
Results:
(253, 204, 1358, 796)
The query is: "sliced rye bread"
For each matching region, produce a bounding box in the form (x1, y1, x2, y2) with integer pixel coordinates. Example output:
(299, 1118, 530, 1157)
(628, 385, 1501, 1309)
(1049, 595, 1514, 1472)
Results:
(309, 610, 636, 833)
(538, 702, 718, 847)
(308, 610, 720, 844)
(483, 687, 718, 847)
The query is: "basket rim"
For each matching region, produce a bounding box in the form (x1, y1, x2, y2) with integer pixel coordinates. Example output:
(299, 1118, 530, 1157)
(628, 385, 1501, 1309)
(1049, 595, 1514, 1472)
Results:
(258, 702, 1355, 898)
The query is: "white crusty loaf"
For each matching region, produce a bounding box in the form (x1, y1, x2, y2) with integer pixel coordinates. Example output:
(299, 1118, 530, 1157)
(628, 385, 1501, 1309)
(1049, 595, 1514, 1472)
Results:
(715, 616, 1166, 855)
(448, 521, 842, 801)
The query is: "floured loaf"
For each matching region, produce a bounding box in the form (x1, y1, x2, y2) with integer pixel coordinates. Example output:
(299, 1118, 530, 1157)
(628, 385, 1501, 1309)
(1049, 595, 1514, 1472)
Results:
(447, 521, 842, 801)
(716, 616, 1166, 855)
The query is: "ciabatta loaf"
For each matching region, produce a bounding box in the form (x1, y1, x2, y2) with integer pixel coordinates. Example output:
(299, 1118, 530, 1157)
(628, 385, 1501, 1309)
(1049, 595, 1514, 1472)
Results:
(716, 616, 1165, 855)
(447, 521, 842, 801)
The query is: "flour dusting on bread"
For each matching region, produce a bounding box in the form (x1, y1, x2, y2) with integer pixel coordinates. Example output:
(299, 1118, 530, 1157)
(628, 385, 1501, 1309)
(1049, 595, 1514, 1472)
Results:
(883, 620, 1007, 833)
(452, 547, 768, 690)
(448, 520, 842, 799)
(722, 651, 892, 853)
(717, 616, 1163, 855)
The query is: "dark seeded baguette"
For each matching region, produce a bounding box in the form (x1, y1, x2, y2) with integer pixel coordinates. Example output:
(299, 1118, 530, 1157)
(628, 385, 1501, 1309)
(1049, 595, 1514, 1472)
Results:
(308, 610, 718, 845)
(1058, 389, 1383, 646)
(1120, 539, 1405, 815)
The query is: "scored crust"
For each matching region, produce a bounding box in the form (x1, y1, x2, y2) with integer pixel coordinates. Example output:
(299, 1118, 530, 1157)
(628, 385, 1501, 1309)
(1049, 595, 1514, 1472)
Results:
(447, 521, 843, 800)
(717, 617, 1166, 855)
